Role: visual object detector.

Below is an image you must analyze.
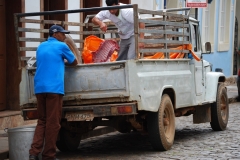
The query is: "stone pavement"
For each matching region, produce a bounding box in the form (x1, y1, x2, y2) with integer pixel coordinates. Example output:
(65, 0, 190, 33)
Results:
(61, 102, 240, 160)
(0, 84, 238, 160)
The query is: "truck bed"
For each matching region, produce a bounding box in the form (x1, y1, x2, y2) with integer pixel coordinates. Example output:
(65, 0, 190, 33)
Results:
(22, 59, 193, 112)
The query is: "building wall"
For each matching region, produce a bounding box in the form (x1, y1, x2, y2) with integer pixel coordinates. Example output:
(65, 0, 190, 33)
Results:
(5, 0, 23, 110)
(25, 0, 41, 57)
(156, 0, 236, 77)
(200, 0, 236, 77)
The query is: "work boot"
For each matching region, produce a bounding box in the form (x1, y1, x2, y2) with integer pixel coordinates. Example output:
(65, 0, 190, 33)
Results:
(29, 155, 39, 160)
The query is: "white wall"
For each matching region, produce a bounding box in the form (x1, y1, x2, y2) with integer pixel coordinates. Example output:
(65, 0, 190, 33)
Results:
(68, 0, 80, 48)
(131, 0, 157, 10)
(101, 0, 158, 10)
(25, 0, 40, 57)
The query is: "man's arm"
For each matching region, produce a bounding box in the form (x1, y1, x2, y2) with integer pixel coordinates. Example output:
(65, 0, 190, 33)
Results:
(65, 59, 78, 66)
(92, 16, 107, 32)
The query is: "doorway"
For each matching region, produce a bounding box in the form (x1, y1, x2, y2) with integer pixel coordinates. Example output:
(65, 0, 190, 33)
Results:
(233, 17, 238, 75)
(43, 0, 67, 38)
(0, 0, 6, 111)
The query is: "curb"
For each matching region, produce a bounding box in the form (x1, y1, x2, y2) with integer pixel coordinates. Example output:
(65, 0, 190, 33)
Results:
(224, 76, 237, 86)
(229, 97, 239, 104)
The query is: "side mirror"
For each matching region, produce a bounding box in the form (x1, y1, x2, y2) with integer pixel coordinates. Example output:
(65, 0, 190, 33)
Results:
(205, 42, 211, 53)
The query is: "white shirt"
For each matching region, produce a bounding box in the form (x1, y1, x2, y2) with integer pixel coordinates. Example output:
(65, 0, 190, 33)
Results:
(95, 3, 134, 39)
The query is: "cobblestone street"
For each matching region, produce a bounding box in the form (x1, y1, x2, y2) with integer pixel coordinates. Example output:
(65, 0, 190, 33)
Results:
(56, 102, 240, 160)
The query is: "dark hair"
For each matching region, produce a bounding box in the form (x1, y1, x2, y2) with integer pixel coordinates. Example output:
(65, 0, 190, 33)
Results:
(105, 0, 119, 6)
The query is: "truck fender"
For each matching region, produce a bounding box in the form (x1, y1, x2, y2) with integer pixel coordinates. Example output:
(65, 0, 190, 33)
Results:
(204, 72, 226, 102)
(140, 85, 175, 112)
(159, 85, 176, 109)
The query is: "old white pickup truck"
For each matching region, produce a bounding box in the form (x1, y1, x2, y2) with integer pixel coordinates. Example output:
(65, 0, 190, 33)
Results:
(15, 5, 229, 152)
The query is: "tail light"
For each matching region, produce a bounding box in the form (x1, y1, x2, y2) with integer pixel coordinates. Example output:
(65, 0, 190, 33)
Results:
(117, 106, 133, 114)
(111, 106, 133, 115)
(238, 69, 240, 76)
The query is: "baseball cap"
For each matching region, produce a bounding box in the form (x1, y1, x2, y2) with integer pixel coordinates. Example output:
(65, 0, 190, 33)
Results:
(49, 25, 70, 34)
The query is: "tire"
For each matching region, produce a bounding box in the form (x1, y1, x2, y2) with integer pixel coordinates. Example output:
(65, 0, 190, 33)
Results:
(56, 128, 81, 152)
(210, 82, 229, 131)
(64, 34, 82, 64)
(147, 94, 175, 151)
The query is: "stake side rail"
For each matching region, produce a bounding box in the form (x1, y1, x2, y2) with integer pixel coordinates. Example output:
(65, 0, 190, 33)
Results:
(14, 5, 191, 69)
(14, 5, 136, 69)
(137, 7, 191, 59)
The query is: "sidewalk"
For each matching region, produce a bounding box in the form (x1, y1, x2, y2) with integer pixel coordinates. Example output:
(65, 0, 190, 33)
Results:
(0, 84, 238, 160)
(0, 125, 116, 160)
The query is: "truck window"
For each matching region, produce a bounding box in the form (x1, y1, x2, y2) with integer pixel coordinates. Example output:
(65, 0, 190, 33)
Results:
(190, 24, 197, 51)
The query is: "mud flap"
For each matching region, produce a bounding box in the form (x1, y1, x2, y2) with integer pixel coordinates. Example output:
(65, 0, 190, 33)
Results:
(193, 104, 211, 124)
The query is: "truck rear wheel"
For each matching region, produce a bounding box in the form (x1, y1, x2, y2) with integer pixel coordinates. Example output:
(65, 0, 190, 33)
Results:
(56, 128, 81, 152)
(210, 82, 229, 131)
(147, 94, 175, 151)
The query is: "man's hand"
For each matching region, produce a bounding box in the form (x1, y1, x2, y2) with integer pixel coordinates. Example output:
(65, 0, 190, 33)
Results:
(100, 22, 107, 32)
(92, 17, 107, 32)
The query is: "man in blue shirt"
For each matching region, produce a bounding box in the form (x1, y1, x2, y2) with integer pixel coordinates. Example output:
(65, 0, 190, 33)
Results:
(29, 25, 78, 160)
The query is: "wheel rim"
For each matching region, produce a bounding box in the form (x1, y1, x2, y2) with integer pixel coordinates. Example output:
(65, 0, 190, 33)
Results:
(220, 93, 228, 122)
(162, 104, 174, 143)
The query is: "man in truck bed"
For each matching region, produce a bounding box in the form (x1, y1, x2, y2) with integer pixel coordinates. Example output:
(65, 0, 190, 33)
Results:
(92, 0, 145, 60)
(29, 25, 78, 160)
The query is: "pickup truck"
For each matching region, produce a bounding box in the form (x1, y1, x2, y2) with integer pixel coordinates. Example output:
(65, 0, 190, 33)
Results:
(15, 5, 229, 152)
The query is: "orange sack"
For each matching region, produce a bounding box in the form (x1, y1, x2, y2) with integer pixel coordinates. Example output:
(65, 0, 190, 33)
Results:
(144, 44, 200, 61)
(82, 35, 104, 64)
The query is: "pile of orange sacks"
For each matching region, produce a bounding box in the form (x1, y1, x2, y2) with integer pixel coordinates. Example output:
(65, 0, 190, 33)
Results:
(82, 35, 119, 64)
(144, 44, 200, 61)
(82, 35, 200, 63)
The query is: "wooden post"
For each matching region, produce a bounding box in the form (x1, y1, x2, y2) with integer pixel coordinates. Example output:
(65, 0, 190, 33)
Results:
(133, 4, 139, 60)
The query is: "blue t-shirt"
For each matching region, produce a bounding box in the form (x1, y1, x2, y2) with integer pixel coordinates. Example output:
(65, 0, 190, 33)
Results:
(34, 37, 75, 95)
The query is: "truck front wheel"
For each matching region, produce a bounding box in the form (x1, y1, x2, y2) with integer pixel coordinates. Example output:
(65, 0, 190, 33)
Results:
(147, 94, 175, 151)
(210, 82, 229, 131)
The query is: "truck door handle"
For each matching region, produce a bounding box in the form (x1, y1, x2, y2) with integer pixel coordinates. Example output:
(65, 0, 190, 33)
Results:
(110, 64, 124, 70)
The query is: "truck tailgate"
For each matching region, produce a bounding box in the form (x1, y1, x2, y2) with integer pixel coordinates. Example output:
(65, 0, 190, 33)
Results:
(64, 61, 129, 100)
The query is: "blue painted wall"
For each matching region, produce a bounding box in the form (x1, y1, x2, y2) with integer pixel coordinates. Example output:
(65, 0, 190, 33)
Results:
(199, 0, 235, 77)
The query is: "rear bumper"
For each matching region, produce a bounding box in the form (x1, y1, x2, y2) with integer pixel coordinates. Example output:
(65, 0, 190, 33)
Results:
(22, 102, 138, 121)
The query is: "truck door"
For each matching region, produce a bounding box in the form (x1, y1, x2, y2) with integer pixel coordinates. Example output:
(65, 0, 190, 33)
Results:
(190, 22, 204, 99)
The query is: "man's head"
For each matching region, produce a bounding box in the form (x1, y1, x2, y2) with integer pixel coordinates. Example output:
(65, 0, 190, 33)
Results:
(49, 25, 70, 41)
(106, 0, 119, 15)
(106, 0, 119, 6)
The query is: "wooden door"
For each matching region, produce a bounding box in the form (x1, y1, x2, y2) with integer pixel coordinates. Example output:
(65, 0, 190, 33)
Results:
(120, 0, 130, 4)
(43, 0, 67, 38)
(0, 0, 6, 111)
(82, 0, 101, 23)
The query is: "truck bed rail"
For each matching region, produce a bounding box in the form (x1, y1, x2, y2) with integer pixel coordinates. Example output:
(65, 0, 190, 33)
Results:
(14, 5, 191, 69)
